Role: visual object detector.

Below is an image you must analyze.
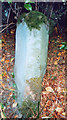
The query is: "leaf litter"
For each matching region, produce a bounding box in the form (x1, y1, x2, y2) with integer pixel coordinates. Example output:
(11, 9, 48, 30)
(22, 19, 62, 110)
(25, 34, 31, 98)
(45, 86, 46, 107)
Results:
(1, 32, 66, 118)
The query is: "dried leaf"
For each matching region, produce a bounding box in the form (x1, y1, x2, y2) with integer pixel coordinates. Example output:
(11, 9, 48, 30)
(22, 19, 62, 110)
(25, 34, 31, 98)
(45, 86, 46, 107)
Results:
(11, 57, 14, 62)
(54, 61, 58, 65)
(1, 57, 5, 62)
(0, 74, 2, 79)
(1, 111, 6, 118)
(42, 91, 47, 94)
(9, 92, 13, 97)
(57, 87, 61, 92)
(1, 82, 5, 89)
(7, 66, 10, 72)
(62, 112, 65, 116)
(45, 87, 54, 93)
(12, 102, 17, 108)
(14, 115, 18, 118)
(58, 52, 61, 56)
(57, 57, 60, 61)
(5, 60, 9, 63)
(55, 107, 63, 112)
(6, 87, 15, 91)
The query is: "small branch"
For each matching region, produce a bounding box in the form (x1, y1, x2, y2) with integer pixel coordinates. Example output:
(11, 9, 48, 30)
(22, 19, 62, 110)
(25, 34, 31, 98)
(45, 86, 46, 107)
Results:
(7, 8, 11, 24)
(0, 24, 8, 27)
(50, 0, 55, 19)
(35, 0, 37, 11)
(0, 22, 15, 33)
(50, 7, 53, 18)
(57, 9, 67, 19)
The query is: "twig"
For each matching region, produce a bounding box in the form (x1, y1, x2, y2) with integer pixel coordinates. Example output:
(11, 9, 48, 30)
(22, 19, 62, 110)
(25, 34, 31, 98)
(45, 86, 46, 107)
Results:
(35, 0, 37, 11)
(50, 0, 55, 19)
(0, 23, 15, 33)
(0, 24, 8, 27)
(7, 8, 11, 24)
(57, 9, 67, 19)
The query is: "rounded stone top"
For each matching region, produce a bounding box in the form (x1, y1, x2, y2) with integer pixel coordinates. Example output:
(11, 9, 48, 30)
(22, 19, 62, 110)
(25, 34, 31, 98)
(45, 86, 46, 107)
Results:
(17, 11, 48, 30)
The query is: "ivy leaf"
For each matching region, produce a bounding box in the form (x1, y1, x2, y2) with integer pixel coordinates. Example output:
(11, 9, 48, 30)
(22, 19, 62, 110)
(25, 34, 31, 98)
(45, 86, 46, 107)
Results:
(13, 83, 16, 88)
(0, 103, 4, 109)
(60, 45, 65, 49)
(64, 46, 67, 50)
(11, 72, 15, 78)
(12, 95, 16, 99)
(62, 42, 66, 45)
(24, 4, 32, 11)
(25, 0, 35, 3)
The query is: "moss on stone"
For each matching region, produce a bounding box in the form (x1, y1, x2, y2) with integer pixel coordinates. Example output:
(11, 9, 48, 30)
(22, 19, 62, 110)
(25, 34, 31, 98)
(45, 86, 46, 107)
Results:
(21, 99, 38, 118)
(17, 11, 48, 30)
(26, 77, 42, 101)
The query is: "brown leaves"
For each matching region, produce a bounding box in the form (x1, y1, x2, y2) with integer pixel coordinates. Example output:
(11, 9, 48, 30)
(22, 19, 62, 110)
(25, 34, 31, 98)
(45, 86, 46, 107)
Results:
(0, 82, 5, 89)
(54, 61, 58, 65)
(58, 52, 61, 56)
(41, 35, 65, 118)
(45, 87, 54, 93)
(55, 107, 63, 112)
(1, 56, 5, 62)
(5, 60, 10, 63)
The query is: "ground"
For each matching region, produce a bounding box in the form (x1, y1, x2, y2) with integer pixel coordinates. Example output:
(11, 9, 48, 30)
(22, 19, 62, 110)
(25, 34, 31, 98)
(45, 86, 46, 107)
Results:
(0, 30, 66, 118)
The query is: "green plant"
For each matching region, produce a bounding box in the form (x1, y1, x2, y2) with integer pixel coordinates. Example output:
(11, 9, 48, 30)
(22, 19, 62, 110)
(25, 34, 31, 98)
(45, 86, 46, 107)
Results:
(60, 42, 67, 50)
(24, 0, 34, 11)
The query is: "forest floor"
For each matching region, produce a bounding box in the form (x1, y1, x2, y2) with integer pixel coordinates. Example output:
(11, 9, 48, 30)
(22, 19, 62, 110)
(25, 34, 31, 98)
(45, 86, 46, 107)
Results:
(0, 30, 66, 118)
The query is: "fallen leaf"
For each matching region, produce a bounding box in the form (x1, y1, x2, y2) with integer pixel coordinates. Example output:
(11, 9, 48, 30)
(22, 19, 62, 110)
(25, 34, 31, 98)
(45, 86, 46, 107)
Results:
(5, 60, 10, 63)
(1, 82, 5, 89)
(12, 102, 17, 108)
(6, 75, 9, 79)
(1, 57, 5, 62)
(9, 92, 13, 97)
(57, 87, 61, 92)
(0, 90, 4, 95)
(54, 61, 58, 65)
(0, 44, 2, 49)
(0, 74, 2, 79)
(11, 57, 14, 62)
(58, 52, 61, 56)
(1, 111, 6, 118)
(42, 91, 48, 94)
(7, 66, 10, 72)
(55, 107, 63, 112)
(62, 112, 65, 116)
(9, 88, 15, 91)
(57, 57, 60, 61)
(14, 115, 18, 118)
(45, 87, 54, 93)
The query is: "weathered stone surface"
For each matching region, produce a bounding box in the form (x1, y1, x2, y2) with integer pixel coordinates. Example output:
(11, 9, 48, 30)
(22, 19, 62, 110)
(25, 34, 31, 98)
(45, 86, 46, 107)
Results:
(14, 19, 49, 117)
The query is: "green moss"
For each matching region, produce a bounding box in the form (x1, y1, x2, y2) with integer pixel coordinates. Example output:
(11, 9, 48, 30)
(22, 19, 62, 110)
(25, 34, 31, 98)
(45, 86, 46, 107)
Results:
(21, 99, 38, 118)
(17, 11, 48, 30)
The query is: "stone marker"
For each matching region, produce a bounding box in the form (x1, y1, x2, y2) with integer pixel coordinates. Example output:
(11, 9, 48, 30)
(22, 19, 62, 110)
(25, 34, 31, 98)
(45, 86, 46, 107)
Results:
(14, 11, 49, 117)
